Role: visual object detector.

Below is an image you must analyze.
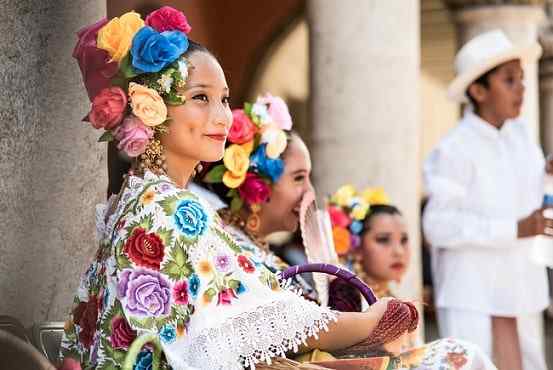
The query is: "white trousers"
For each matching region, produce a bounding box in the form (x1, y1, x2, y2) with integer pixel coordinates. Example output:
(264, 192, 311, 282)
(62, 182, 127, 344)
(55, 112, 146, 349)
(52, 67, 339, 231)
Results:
(437, 308, 548, 370)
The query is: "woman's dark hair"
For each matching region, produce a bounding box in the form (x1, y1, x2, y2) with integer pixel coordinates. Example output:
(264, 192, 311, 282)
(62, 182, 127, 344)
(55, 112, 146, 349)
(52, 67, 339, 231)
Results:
(107, 40, 214, 197)
(198, 131, 302, 207)
(361, 204, 402, 234)
(466, 66, 498, 110)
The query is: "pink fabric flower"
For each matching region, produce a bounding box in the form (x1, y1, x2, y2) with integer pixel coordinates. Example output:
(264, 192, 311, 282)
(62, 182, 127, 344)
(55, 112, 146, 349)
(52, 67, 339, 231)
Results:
(328, 206, 351, 228)
(85, 87, 127, 130)
(73, 18, 119, 101)
(113, 115, 154, 157)
(238, 173, 271, 205)
(110, 316, 136, 349)
(145, 6, 192, 34)
(257, 94, 292, 130)
(217, 288, 236, 306)
(228, 109, 256, 144)
(172, 280, 189, 305)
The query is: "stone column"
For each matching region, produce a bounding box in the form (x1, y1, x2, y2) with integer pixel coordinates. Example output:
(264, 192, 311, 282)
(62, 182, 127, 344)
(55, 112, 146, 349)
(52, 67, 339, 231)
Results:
(308, 0, 422, 302)
(448, 3, 546, 140)
(0, 1, 107, 325)
(540, 28, 553, 155)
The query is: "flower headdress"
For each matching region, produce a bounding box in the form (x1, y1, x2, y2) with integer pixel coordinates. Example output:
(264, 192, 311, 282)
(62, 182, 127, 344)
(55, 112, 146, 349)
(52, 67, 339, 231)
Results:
(327, 185, 391, 257)
(74, 6, 194, 173)
(202, 94, 293, 231)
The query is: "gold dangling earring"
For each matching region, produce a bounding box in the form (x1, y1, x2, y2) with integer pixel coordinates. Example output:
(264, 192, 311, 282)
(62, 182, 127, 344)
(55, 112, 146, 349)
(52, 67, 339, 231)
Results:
(246, 203, 261, 234)
(193, 162, 203, 178)
(137, 138, 167, 176)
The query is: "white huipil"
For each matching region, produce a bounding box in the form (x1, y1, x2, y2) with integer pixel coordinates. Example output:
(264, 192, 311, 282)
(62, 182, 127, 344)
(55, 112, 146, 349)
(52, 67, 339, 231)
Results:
(423, 110, 549, 369)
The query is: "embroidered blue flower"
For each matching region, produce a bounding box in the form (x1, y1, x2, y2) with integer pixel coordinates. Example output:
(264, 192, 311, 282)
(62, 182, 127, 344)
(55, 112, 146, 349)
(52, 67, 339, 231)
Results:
(188, 274, 200, 298)
(134, 350, 153, 370)
(250, 144, 284, 183)
(131, 27, 189, 73)
(235, 281, 246, 295)
(159, 324, 177, 344)
(174, 199, 209, 238)
(349, 220, 363, 235)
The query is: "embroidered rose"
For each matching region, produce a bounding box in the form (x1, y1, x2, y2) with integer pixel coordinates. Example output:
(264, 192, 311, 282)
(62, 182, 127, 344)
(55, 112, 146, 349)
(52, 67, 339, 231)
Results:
(145, 6, 192, 34)
(130, 26, 189, 73)
(72, 296, 98, 349)
(113, 115, 154, 158)
(238, 173, 271, 205)
(97, 11, 144, 63)
(128, 82, 167, 127)
(257, 93, 293, 131)
(172, 280, 189, 305)
(173, 199, 209, 238)
(228, 110, 256, 144)
(217, 288, 236, 305)
(123, 228, 165, 270)
(110, 316, 136, 349)
(237, 255, 255, 273)
(118, 268, 171, 317)
(85, 87, 127, 130)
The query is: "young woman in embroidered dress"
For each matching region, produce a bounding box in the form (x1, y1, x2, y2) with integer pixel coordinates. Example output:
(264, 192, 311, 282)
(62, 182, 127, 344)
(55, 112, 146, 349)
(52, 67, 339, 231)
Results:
(60, 7, 422, 370)
(196, 94, 497, 369)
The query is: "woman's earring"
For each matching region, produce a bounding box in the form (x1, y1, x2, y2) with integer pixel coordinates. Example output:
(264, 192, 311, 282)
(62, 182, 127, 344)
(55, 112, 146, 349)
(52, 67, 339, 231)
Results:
(137, 138, 167, 175)
(246, 203, 261, 233)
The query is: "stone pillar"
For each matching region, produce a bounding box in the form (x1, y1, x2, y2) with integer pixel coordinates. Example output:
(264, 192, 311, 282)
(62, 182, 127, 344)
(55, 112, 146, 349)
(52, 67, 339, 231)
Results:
(308, 0, 422, 302)
(540, 28, 553, 155)
(450, 4, 546, 139)
(0, 1, 107, 325)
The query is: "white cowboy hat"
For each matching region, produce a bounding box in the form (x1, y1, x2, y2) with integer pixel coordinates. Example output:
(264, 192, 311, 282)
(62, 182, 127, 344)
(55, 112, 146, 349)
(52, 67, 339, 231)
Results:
(448, 29, 542, 103)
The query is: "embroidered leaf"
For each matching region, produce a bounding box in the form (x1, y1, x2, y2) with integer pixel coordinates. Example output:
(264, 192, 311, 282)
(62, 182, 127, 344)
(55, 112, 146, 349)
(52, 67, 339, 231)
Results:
(159, 195, 179, 216)
(98, 130, 114, 143)
(230, 196, 243, 213)
(126, 214, 154, 234)
(129, 316, 155, 330)
(172, 241, 187, 266)
(161, 241, 193, 281)
(228, 279, 241, 289)
(97, 359, 119, 370)
(156, 227, 174, 247)
(117, 254, 132, 269)
(212, 227, 242, 254)
(203, 164, 226, 183)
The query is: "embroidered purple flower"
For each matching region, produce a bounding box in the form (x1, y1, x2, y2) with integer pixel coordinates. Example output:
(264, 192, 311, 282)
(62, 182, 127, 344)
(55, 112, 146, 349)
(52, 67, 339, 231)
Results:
(118, 268, 171, 317)
(159, 324, 177, 344)
(188, 274, 200, 298)
(159, 183, 172, 193)
(172, 280, 189, 305)
(214, 253, 232, 273)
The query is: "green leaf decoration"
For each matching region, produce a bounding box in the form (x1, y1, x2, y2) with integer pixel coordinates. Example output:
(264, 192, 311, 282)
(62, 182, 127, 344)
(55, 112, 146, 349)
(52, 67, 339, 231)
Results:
(226, 188, 238, 198)
(129, 316, 155, 330)
(165, 92, 185, 106)
(212, 227, 242, 254)
(156, 227, 174, 247)
(203, 164, 226, 183)
(172, 241, 187, 266)
(230, 196, 243, 213)
(228, 279, 240, 289)
(117, 254, 132, 269)
(160, 240, 193, 281)
(120, 54, 140, 79)
(110, 76, 128, 90)
(159, 195, 179, 216)
(205, 288, 217, 298)
(244, 102, 252, 116)
(98, 131, 114, 143)
(97, 358, 119, 370)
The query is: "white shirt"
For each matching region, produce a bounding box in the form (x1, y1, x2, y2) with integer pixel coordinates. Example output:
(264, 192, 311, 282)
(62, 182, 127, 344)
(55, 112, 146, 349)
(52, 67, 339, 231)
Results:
(423, 111, 549, 315)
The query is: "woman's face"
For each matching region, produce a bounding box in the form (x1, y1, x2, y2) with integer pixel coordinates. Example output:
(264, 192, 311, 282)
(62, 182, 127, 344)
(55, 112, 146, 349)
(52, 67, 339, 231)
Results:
(360, 213, 410, 283)
(162, 51, 233, 163)
(258, 136, 313, 235)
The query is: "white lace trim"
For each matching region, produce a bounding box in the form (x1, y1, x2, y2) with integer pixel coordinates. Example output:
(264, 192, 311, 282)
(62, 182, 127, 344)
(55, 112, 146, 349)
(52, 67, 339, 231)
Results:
(163, 296, 337, 370)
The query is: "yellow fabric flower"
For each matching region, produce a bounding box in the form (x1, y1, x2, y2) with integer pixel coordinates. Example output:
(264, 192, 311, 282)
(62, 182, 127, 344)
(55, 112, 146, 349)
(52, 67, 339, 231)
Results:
(128, 83, 167, 127)
(361, 187, 390, 205)
(331, 184, 356, 207)
(262, 127, 288, 159)
(97, 11, 144, 62)
(223, 144, 250, 176)
(241, 140, 254, 155)
(222, 171, 246, 189)
(332, 226, 351, 256)
(351, 203, 370, 221)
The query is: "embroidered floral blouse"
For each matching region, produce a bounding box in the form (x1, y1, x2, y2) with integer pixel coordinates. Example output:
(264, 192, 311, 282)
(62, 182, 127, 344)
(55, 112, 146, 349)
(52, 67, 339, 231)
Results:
(60, 171, 335, 370)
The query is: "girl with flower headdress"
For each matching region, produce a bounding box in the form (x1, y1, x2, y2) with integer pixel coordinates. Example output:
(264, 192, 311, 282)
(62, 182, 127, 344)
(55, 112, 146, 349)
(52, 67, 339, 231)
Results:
(61, 7, 427, 370)
(195, 96, 496, 369)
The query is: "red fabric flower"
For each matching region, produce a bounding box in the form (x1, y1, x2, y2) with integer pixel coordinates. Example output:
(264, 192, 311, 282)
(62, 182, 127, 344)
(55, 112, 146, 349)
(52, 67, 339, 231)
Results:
(237, 255, 256, 273)
(238, 173, 271, 205)
(123, 228, 165, 270)
(72, 296, 98, 349)
(110, 316, 136, 349)
(172, 280, 189, 305)
(145, 6, 192, 34)
(328, 206, 351, 228)
(85, 87, 127, 130)
(228, 109, 256, 144)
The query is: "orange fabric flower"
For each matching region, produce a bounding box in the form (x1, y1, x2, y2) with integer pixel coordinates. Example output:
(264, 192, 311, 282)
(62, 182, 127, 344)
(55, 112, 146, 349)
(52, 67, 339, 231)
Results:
(332, 226, 351, 256)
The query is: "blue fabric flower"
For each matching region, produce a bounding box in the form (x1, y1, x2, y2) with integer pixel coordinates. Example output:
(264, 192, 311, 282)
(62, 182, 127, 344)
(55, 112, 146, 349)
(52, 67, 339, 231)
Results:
(134, 351, 153, 370)
(159, 324, 177, 344)
(174, 199, 209, 238)
(131, 27, 189, 73)
(349, 220, 363, 235)
(250, 144, 284, 183)
(188, 274, 200, 298)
